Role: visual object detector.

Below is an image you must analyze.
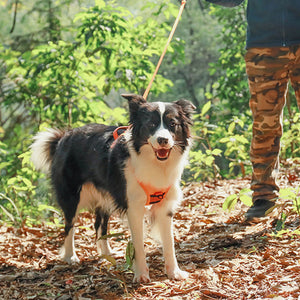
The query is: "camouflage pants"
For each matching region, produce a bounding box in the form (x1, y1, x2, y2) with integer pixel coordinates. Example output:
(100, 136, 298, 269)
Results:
(245, 45, 300, 202)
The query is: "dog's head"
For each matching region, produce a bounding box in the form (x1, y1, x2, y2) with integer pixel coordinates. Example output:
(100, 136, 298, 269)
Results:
(122, 94, 195, 161)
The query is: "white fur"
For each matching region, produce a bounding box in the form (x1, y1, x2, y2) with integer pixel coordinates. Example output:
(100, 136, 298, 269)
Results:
(61, 225, 79, 264)
(128, 137, 189, 189)
(62, 183, 116, 262)
(123, 126, 190, 282)
(148, 102, 174, 149)
(34, 104, 191, 282)
(78, 183, 116, 214)
(30, 129, 58, 173)
(150, 194, 188, 280)
(79, 183, 115, 256)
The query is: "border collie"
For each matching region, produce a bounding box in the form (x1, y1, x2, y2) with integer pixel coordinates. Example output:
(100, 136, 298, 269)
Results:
(31, 94, 194, 283)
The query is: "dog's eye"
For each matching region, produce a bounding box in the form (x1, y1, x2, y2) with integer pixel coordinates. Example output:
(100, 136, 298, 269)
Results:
(169, 120, 177, 128)
(148, 121, 156, 128)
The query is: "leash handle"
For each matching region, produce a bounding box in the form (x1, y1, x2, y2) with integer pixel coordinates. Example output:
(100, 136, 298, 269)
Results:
(143, 0, 187, 101)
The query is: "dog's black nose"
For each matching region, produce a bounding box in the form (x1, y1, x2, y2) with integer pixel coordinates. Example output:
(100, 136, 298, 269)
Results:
(157, 137, 169, 146)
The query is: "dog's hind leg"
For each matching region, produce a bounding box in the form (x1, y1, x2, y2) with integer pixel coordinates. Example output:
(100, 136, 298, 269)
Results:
(63, 219, 79, 263)
(95, 207, 112, 255)
(58, 192, 80, 264)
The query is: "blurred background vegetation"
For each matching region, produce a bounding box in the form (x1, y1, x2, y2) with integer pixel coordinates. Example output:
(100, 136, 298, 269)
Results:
(1, 0, 300, 225)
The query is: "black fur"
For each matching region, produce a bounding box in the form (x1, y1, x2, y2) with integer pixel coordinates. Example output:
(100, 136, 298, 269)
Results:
(50, 124, 129, 218)
(32, 94, 195, 246)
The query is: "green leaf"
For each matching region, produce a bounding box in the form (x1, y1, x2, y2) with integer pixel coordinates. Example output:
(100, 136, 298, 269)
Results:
(235, 135, 249, 144)
(222, 194, 238, 211)
(201, 101, 211, 117)
(279, 188, 297, 200)
(240, 194, 252, 207)
(101, 254, 117, 266)
(7, 177, 17, 186)
(228, 122, 235, 134)
(98, 232, 125, 240)
(0, 162, 11, 169)
(38, 204, 61, 215)
(22, 177, 33, 188)
(219, 137, 230, 143)
(125, 241, 135, 269)
(211, 149, 222, 156)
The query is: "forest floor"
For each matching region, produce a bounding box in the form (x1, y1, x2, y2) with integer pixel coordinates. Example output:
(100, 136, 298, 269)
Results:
(0, 173, 300, 299)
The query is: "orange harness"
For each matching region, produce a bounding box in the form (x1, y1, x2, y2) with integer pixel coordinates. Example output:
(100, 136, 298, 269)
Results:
(138, 181, 171, 206)
(112, 126, 171, 206)
(110, 126, 129, 149)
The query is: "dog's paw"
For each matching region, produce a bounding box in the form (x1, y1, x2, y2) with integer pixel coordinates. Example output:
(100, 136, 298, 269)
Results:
(133, 272, 151, 284)
(133, 265, 150, 283)
(63, 254, 80, 264)
(167, 268, 189, 280)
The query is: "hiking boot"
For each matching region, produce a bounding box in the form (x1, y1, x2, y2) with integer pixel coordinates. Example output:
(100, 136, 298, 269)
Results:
(245, 199, 275, 220)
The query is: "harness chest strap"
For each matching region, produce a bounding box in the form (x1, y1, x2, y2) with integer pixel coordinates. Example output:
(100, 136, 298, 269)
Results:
(137, 180, 171, 206)
(112, 126, 171, 205)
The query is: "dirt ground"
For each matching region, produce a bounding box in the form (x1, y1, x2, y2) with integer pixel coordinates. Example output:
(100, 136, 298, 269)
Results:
(0, 175, 299, 299)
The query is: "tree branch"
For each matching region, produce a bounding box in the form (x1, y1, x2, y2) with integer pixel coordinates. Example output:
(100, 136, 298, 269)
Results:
(10, 0, 19, 34)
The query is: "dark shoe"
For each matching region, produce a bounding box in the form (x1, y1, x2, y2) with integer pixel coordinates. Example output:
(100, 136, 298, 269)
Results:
(245, 199, 275, 220)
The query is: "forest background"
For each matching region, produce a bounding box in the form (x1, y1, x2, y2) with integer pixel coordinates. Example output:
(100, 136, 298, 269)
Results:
(0, 0, 300, 225)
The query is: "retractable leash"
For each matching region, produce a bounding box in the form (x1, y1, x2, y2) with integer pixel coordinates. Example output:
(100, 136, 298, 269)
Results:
(143, 0, 187, 100)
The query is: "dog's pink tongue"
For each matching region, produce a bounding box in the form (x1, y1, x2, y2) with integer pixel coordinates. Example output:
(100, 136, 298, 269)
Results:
(157, 149, 169, 158)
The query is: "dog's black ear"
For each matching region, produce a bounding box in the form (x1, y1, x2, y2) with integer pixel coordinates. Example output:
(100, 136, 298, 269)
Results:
(175, 99, 196, 123)
(122, 94, 146, 106)
(122, 94, 146, 123)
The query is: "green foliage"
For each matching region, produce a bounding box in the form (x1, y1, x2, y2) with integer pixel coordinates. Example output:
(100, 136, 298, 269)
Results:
(125, 240, 135, 271)
(0, 148, 38, 225)
(281, 113, 300, 159)
(1, 0, 300, 227)
(223, 186, 300, 231)
(188, 101, 252, 181)
(0, 0, 183, 224)
(222, 188, 252, 211)
(279, 187, 300, 216)
(3, 1, 177, 129)
(188, 101, 222, 181)
(219, 116, 251, 177)
(271, 188, 300, 232)
(208, 2, 249, 118)
(158, 0, 223, 110)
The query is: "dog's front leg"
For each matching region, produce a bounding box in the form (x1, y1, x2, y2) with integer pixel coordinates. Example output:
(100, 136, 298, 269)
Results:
(127, 204, 150, 283)
(155, 207, 189, 280)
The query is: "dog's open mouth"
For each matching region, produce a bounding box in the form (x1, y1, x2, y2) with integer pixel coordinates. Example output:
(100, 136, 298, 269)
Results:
(153, 148, 172, 161)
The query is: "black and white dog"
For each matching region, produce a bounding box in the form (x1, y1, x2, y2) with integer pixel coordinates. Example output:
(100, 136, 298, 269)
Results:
(31, 94, 194, 283)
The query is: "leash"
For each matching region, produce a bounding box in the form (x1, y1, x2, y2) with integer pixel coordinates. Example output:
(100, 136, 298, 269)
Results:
(111, 2, 187, 204)
(143, 0, 187, 101)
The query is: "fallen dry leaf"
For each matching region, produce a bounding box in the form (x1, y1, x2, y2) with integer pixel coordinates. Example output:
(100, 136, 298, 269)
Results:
(0, 174, 300, 299)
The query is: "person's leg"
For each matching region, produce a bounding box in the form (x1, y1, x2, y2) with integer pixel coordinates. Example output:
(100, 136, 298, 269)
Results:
(245, 47, 290, 219)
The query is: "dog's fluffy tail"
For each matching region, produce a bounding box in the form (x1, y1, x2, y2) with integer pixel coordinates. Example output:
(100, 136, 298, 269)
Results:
(31, 128, 64, 173)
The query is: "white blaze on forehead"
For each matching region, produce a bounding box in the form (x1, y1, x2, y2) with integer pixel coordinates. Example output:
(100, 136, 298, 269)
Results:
(157, 102, 166, 116)
(148, 102, 174, 149)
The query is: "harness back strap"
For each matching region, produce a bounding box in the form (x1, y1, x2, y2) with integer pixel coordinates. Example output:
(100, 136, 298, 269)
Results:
(137, 181, 171, 206)
(111, 126, 129, 148)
